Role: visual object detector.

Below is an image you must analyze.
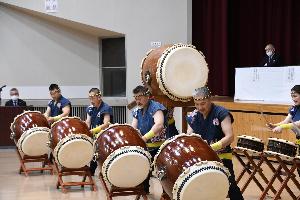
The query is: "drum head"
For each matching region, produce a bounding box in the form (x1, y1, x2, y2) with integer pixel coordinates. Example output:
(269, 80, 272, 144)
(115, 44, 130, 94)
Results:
(20, 129, 49, 156)
(173, 161, 229, 200)
(158, 46, 208, 101)
(181, 171, 229, 200)
(107, 152, 150, 188)
(102, 146, 151, 188)
(57, 139, 94, 169)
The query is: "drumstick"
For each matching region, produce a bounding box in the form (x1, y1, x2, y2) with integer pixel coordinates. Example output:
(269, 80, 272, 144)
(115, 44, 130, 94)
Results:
(259, 107, 275, 132)
(259, 106, 270, 124)
(260, 111, 270, 124)
(261, 106, 300, 137)
(127, 100, 137, 110)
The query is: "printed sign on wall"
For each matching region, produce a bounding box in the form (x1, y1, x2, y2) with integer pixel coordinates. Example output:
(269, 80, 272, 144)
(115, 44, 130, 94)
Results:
(45, 0, 58, 13)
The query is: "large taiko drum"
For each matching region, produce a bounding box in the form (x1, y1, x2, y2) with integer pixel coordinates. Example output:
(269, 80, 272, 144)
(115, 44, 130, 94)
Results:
(141, 43, 209, 102)
(10, 111, 50, 156)
(153, 134, 230, 200)
(94, 124, 151, 188)
(50, 117, 94, 169)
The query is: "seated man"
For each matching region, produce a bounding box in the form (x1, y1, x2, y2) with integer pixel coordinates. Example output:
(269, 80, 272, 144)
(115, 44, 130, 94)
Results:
(85, 88, 113, 176)
(259, 43, 282, 67)
(44, 84, 71, 124)
(5, 88, 27, 107)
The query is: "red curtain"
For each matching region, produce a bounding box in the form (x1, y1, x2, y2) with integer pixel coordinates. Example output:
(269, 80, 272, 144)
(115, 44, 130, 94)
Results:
(193, 0, 300, 96)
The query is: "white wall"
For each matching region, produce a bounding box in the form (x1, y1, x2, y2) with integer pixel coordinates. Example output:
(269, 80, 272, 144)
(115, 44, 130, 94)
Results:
(0, 0, 192, 130)
(0, 5, 101, 103)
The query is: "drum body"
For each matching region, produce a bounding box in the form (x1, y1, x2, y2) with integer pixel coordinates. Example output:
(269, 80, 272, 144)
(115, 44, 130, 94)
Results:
(95, 124, 151, 188)
(10, 111, 50, 156)
(265, 138, 298, 159)
(153, 134, 229, 200)
(236, 135, 264, 154)
(50, 117, 93, 169)
(141, 43, 208, 102)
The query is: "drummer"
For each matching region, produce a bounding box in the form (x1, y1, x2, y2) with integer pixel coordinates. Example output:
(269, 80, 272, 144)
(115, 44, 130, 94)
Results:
(85, 88, 113, 176)
(266, 85, 300, 175)
(44, 84, 71, 124)
(186, 86, 244, 200)
(131, 85, 166, 194)
(147, 97, 178, 139)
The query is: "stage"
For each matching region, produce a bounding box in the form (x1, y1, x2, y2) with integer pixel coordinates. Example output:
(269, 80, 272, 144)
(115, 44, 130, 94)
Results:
(0, 149, 298, 200)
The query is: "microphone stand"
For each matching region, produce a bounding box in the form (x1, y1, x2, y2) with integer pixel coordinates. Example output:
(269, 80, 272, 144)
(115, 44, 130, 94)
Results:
(0, 88, 2, 106)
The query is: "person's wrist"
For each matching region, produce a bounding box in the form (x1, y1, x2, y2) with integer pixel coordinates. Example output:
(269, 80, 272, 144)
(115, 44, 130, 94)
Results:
(144, 130, 155, 140)
(210, 141, 222, 151)
(279, 123, 293, 129)
(53, 116, 61, 121)
(91, 126, 101, 135)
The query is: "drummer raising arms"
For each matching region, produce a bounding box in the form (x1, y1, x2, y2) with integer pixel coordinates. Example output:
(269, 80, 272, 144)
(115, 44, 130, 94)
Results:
(131, 85, 166, 194)
(186, 86, 244, 200)
(266, 85, 300, 175)
(44, 84, 71, 124)
(267, 85, 300, 136)
(85, 88, 113, 176)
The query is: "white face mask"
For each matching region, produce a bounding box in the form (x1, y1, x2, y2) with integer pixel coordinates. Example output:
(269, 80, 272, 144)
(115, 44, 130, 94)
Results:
(266, 51, 273, 57)
(11, 95, 19, 101)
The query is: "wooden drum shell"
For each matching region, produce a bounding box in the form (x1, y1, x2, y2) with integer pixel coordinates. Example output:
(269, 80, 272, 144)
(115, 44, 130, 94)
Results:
(154, 135, 221, 198)
(11, 111, 50, 141)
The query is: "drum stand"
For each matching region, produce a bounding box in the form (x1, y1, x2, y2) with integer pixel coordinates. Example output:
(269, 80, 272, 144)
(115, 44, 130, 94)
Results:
(160, 192, 171, 200)
(259, 154, 300, 200)
(233, 148, 277, 195)
(98, 172, 148, 200)
(15, 145, 53, 176)
(53, 161, 97, 193)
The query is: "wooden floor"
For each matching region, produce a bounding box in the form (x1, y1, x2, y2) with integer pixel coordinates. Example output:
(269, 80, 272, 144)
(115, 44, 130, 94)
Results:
(0, 149, 299, 200)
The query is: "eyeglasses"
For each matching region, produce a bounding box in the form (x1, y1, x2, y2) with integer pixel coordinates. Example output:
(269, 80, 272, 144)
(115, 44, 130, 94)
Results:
(50, 90, 60, 95)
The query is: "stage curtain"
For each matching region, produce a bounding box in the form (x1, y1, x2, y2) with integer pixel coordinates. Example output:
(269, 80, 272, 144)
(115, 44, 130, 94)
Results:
(193, 0, 300, 96)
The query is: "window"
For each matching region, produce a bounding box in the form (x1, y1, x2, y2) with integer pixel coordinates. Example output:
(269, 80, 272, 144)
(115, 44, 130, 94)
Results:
(101, 37, 126, 97)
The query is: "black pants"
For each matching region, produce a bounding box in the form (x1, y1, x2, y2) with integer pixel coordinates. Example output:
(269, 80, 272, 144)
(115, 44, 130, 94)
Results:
(89, 160, 98, 176)
(48, 152, 53, 163)
(166, 122, 179, 139)
(143, 147, 159, 193)
(222, 159, 244, 200)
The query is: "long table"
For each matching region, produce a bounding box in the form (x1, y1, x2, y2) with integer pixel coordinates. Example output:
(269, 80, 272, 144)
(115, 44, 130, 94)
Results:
(235, 66, 300, 103)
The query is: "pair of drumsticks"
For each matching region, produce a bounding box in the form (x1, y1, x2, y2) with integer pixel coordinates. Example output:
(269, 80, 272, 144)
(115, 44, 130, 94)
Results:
(260, 107, 300, 137)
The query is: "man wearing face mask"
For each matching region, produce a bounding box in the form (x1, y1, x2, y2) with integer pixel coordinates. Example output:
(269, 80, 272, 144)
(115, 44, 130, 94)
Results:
(5, 88, 27, 107)
(259, 43, 282, 67)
